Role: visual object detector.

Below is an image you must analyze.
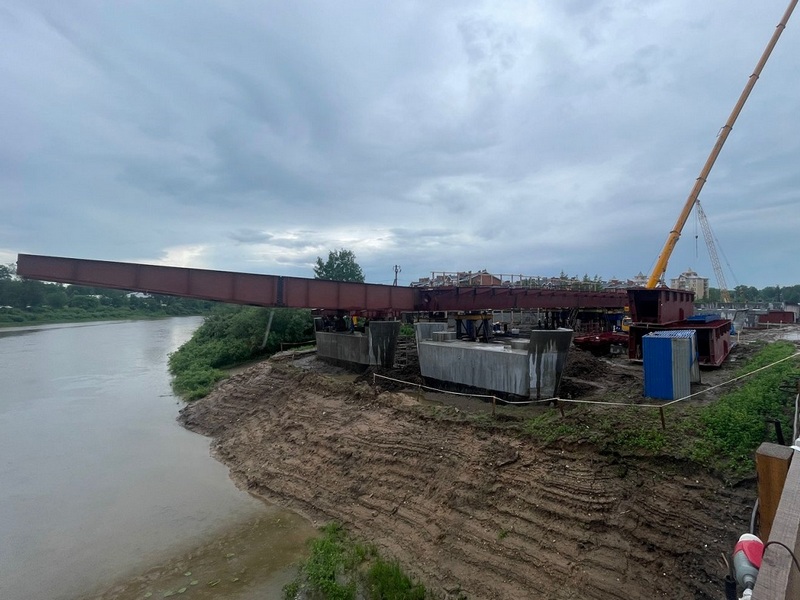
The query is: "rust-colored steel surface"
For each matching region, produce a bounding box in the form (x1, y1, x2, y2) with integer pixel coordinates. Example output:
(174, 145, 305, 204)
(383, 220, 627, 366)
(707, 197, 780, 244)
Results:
(16, 254, 416, 313)
(418, 286, 628, 311)
(16, 254, 628, 313)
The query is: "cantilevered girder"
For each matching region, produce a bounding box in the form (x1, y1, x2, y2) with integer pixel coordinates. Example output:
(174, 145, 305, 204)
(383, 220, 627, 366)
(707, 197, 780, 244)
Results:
(16, 254, 628, 314)
(16, 254, 415, 314)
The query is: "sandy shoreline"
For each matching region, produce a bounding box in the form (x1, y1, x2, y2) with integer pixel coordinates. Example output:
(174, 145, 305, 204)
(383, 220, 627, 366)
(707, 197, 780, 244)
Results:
(179, 354, 756, 600)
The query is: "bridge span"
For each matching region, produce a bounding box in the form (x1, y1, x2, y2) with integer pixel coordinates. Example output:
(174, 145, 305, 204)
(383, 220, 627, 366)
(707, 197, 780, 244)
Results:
(16, 253, 626, 387)
(16, 254, 627, 315)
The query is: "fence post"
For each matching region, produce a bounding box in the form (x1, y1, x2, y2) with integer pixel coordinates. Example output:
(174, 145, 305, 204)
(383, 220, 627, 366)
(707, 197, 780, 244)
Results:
(492, 396, 496, 417)
(659, 407, 666, 430)
(755, 442, 794, 541)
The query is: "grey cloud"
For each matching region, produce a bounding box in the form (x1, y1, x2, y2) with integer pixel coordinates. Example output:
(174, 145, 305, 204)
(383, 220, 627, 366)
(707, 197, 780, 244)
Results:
(3, 1, 799, 288)
(229, 229, 274, 244)
(613, 45, 665, 86)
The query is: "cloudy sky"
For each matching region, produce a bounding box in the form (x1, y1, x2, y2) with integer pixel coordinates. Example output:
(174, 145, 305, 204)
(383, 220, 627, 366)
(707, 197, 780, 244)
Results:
(2, 1, 798, 288)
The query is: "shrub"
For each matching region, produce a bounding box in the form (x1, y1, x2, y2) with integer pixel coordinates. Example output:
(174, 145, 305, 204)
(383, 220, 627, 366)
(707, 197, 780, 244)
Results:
(168, 307, 314, 400)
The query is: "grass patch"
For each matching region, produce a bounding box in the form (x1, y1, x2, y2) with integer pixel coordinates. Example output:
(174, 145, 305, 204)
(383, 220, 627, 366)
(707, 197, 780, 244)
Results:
(284, 522, 429, 600)
(521, 412, 580, 443)
(690, 341, 800, 476)
(518, 342, 800, 480)
(366, 558, 427, 600)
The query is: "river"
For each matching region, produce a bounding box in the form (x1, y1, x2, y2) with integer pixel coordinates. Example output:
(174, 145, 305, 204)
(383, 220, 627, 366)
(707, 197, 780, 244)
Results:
(0, 318, 316, 600)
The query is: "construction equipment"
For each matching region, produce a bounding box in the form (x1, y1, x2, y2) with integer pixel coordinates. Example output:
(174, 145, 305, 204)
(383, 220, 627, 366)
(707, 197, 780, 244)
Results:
(696, 200, 732, 302)
(646, 0, 797, 289)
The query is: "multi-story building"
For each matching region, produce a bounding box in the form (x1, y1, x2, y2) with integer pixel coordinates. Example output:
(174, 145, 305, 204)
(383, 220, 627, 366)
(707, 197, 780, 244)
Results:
(670, 269, 709, 299)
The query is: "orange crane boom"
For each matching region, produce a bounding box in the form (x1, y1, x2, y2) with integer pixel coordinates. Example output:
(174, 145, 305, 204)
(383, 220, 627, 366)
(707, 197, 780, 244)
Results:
(646, 0, 797, 289)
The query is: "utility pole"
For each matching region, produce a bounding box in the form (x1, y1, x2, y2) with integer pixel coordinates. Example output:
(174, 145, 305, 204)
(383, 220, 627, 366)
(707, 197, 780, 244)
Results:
(393, 265, 401, 286)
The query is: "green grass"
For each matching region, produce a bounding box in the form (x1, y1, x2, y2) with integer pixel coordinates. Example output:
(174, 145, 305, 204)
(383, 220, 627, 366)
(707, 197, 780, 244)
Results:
(284, 522, 429, 600)
(366, 558, 427, 600)
(690, 341, 800, 476)
(519, 341, 800, 480)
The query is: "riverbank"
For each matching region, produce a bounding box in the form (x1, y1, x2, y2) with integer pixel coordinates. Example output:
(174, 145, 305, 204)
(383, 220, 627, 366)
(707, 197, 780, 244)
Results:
(0, 305, 213, 327)
(178, 343, 776, 599)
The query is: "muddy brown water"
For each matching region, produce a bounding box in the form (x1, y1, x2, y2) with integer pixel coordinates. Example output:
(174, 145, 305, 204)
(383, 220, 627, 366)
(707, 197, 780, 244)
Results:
(0, 318, 316, 600)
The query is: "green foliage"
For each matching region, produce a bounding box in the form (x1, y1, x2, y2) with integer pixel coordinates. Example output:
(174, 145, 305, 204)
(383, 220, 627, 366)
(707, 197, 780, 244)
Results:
(314, 249, 365, 282)
(168, 306, 314, 400)
(299, 523, 357, 600)
(691, 341, 800, 475)
(44, 288, 68, 308)
(518, 342, 800, 480)
(522, 411, 581, 444)
(69, 295, 101, 309)
(0, 302, 214, 327)
(399, 324, 415, 338)
(0, 270, 214, 324)
(733, 285, 760, 302)
(170, 365, 227, 401)
(366, 558, 426, 600)
(284, 522, 428, 600)
(613, 424, 666, 453)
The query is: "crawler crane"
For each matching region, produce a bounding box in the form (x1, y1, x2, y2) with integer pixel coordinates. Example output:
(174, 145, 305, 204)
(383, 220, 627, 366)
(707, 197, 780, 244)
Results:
(646, 0, 797, 292)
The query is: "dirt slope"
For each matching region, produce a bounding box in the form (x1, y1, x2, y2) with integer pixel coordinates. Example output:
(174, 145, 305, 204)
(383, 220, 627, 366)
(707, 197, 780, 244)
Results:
(180, 361, 753, 600)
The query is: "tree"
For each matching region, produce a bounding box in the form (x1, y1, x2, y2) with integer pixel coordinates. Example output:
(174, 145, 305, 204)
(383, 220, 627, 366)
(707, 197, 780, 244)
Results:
(313, 249, 365, 282)
(782, 285, 800, 304)
(733, 285, 760, 302)
(44, 287, 68, 308)
(761, 286, 782, 302)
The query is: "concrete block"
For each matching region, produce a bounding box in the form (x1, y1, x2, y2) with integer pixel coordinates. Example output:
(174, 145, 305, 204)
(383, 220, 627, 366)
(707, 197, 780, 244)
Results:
(432, 331, 457, 342)
(316, 321, 401, 367)
(418, 340, 530, 396)
(414, 322, 448, 341)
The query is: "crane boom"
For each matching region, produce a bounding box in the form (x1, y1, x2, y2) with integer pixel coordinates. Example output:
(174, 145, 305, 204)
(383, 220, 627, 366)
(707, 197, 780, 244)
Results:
(646, 0, 797, 289)
(696, 201, 731, 303)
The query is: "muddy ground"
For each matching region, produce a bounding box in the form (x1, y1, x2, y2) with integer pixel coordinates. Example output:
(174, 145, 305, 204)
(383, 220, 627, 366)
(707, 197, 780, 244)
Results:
(179, 329, 791, 600)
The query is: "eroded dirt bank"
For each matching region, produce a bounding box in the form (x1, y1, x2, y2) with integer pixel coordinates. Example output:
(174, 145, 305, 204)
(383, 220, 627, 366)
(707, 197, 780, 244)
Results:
(180, 360, 753, 600)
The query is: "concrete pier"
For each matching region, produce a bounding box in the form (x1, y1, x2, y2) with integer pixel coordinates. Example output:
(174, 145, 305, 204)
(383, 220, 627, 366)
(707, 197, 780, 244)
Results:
(315, 320, 401, 368)
(529, 329, 573, 400)
(415, 325, 573, 399)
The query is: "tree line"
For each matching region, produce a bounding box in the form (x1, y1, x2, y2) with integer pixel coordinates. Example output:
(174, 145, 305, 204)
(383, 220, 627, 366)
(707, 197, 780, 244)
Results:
(0, 264, 213, 321)
(705, 285, 800, 304)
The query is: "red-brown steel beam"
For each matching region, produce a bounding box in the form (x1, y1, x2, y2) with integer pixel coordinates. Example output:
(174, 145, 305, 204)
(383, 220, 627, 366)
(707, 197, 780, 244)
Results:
(418, 286, 627, 311)
(16, 254, 628, 313)
(16, 254, 416, 313)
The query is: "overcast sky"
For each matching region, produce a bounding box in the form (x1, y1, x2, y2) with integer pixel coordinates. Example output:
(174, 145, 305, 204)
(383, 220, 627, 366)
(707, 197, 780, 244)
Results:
(2, 1, 798, 288)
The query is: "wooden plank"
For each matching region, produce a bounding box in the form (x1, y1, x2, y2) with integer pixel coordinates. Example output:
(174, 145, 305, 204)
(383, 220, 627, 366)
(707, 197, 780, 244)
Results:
(753, 453, 800, 600)
(756, 442, 794, 541)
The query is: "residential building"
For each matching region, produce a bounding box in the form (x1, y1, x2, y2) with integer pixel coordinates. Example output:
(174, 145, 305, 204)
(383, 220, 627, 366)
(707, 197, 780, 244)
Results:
(670, 269, 709, 299)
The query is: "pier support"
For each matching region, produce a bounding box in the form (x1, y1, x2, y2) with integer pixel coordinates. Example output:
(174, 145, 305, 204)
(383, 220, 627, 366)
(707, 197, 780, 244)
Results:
(314, 320, 401, 368)
(415, 325, 573, 399)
